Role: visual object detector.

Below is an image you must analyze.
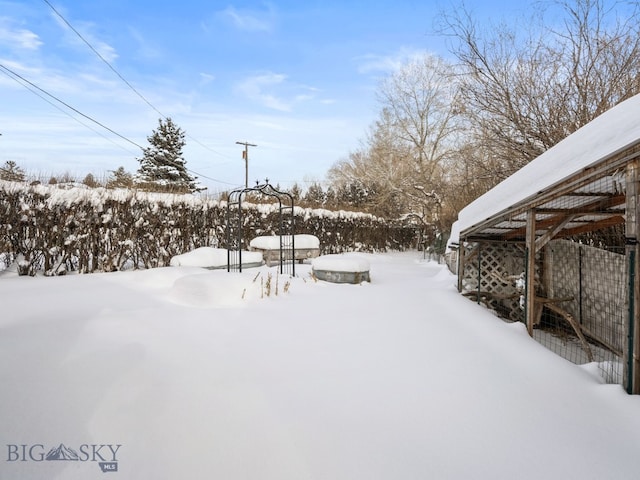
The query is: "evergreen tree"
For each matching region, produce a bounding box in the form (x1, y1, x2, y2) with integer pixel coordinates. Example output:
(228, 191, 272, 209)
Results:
(303, 182, 326, 208)
(0, 160, 26, 182)
(135, 118, 204, 193)
(288, 182, 302, 202)
(106, 166, 134, 189)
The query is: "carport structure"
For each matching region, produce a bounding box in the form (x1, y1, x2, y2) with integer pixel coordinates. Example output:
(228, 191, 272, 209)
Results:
(453, 94, 640, 394)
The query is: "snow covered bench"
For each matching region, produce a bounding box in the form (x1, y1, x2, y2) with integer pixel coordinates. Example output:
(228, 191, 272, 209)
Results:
(170, 247, 263, 269)
(249, 234, 320, 267)
(312, 254, 370, 284)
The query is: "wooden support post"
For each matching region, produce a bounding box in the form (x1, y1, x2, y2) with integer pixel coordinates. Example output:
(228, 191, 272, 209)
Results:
(525, 209, 537, 336)
(625, 160, 640, 394)
(477, 243, 482, 304)
(457, 242, 466, 292)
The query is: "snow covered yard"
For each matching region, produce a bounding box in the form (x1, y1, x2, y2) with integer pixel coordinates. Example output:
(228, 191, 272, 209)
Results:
(1, 251, 640, 479)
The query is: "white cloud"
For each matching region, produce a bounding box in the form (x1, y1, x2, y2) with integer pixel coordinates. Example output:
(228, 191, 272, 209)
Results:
(0, 18, 42, 50)
(49, 11, 119, 63)
(128, 27, 162, 61)
(234, 74, 329, 112)
(91, 39, 118, 63)
(220, 5, 275, 32)
(355, 48, 432, 74)
(199, 72, 216, 85)
(235, 72, 291, 111)
(294, 94, 314, 102)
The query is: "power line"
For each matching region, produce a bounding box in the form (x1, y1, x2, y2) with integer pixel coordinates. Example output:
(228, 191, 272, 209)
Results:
(10, 3, 242, 189)
(0, 62, 144, 150)
(0, 66, 139, 156)
(42, 0, 162, 117)
(0, 64, 238, 188)
(41, 0, 234, 162)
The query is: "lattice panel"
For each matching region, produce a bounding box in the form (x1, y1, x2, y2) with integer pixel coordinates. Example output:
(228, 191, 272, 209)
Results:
(461, 242, 529, 322)
(460, 239, 628, 383)
(545, 240, 627, 352)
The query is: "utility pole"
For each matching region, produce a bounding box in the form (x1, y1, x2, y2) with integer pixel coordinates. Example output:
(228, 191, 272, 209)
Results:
(235, 141, 257, 189)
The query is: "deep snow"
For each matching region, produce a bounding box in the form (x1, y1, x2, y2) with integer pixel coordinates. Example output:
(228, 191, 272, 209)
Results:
(1, 251, 640, 480)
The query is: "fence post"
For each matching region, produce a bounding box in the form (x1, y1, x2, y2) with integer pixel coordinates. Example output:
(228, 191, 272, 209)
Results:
(457, 242, 466, 292)
(477, 243, 482, 304)
(525, 209, 537, 336)
(625, 160, 640, 394)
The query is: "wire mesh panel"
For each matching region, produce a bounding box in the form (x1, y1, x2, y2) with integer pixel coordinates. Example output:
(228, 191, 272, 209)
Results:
(539, 239, 627, 383)
(460, 239, 626, 384)
(455, 143, 640, 392)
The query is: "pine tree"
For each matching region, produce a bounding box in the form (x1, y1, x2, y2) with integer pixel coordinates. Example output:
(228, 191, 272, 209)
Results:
(0, 160, 26, 182)
(303, 182, 326, 207)
(106, 166, 134, 189)
(288, 182, 302, 201)
(135, 118, 204, 193)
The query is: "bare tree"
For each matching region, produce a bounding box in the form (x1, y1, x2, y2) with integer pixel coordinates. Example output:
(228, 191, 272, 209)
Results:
(329, 53, 461, 234)
(440, 0, 640, 182)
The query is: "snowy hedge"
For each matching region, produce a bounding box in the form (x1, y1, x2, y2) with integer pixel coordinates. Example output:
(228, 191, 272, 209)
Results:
(0, 180, 417, 275)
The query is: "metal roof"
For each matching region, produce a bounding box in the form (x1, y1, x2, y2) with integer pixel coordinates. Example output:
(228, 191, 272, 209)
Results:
(459, 144, 640, 242)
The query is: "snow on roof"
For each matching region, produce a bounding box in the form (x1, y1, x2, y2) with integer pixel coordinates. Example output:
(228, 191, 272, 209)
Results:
(457, 93, 640, 235)
(445, 220, 460, 253)
(250, 234, 320, 250)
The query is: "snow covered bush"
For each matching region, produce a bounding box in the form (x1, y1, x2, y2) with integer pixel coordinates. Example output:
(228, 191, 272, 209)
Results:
(0, 180, 417, 275)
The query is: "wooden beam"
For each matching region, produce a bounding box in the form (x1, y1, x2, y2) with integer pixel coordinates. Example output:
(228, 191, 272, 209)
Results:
(543, 301, 594, 362)
(534, 214, 577, 252)
(557, 214, 625, 238)
(505, 193, 625, 240)
(525, 209, 537, 336)
(534, 207, 624, 214)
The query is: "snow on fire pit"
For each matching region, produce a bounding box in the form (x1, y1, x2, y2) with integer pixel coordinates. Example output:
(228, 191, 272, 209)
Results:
(312, 254, 371, 284)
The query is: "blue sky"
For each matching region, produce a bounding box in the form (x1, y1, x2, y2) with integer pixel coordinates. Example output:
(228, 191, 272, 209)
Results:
(0, 0, 522, 193)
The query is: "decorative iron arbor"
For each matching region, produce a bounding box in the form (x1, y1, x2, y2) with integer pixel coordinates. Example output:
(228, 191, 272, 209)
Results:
(226, 181, 295, 275)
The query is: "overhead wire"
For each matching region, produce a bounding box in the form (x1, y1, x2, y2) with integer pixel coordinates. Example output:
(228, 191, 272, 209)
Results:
(40, 0, 241, 187)
(0, 62, 144, 150)
(0, 65, 140, 156)
(1, 62, 239, 188)
(41, 0, 235, 163)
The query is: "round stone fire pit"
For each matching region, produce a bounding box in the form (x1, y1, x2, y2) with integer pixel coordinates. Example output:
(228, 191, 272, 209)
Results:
(312, 254, 370, 284)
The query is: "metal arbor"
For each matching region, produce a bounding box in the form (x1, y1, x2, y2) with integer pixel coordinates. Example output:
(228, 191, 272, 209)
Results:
(226, 181, 295, 275)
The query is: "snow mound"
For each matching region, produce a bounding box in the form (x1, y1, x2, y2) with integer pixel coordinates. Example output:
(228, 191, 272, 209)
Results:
(167, 273, 250, 308)
(166, 268, 293, 308)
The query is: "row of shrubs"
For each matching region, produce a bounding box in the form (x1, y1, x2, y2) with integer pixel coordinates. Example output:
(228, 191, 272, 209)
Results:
(0, 181, 419, 276)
